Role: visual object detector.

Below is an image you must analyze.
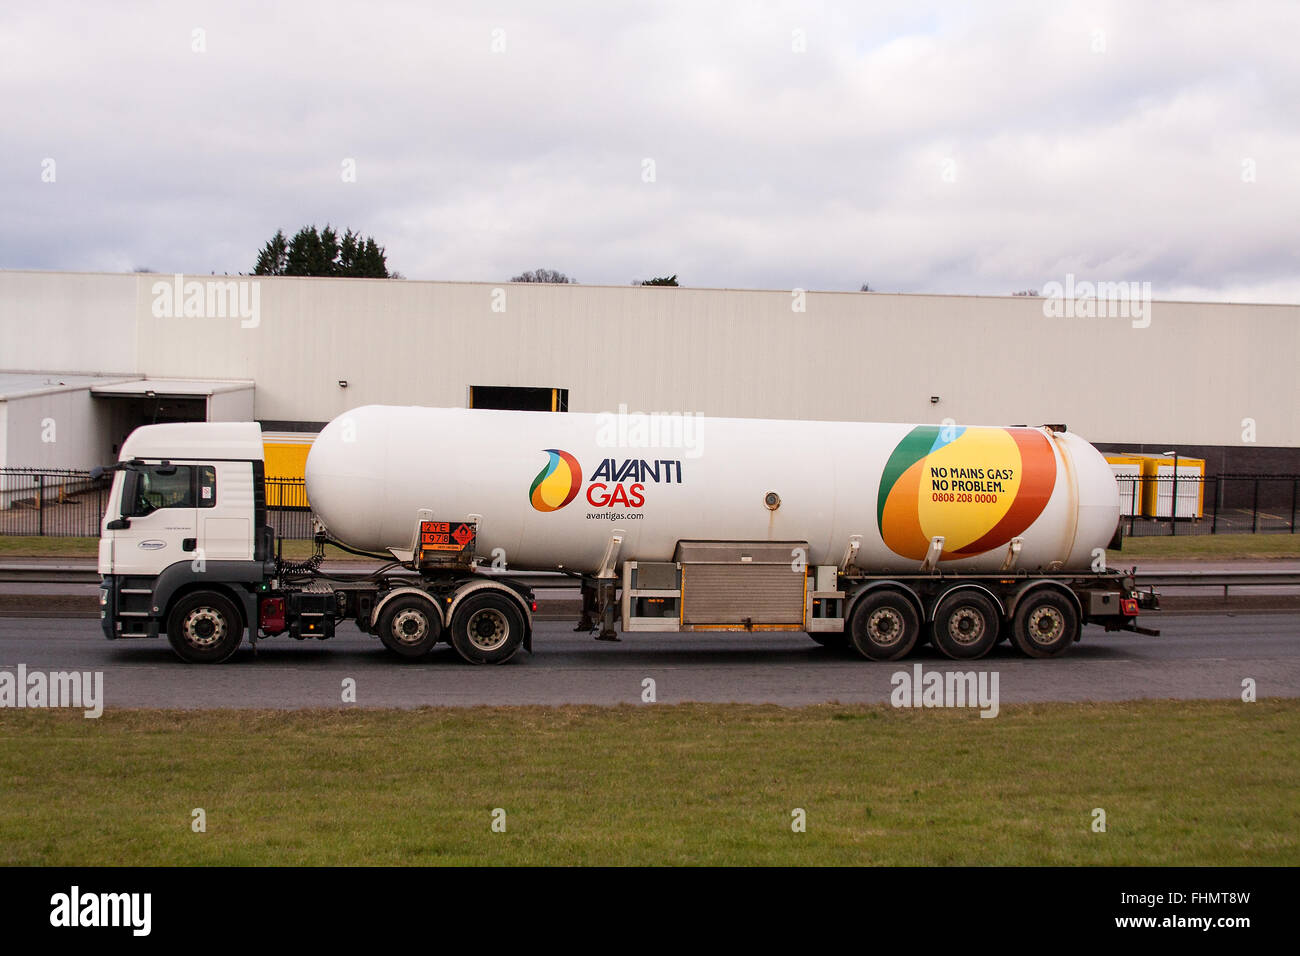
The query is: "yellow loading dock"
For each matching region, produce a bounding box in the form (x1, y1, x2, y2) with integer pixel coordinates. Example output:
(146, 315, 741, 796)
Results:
(1104, 454, 1145, 519)
(263, 432, 316, 507)
(1135, 454, 1205, 519)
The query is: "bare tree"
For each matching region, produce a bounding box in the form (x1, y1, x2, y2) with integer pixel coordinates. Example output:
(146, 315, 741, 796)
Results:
(511, 268, 575, 283)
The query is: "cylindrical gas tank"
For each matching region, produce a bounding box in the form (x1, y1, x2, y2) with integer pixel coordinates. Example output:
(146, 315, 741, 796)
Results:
(304, 406, 1120, 574)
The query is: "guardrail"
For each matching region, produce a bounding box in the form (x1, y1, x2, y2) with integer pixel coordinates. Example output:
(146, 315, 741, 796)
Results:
(0, 564, 579, 589)
(1126, 571, 1300, 588)
(0, 565, 103, 584)
(3, 564, 1297, 597)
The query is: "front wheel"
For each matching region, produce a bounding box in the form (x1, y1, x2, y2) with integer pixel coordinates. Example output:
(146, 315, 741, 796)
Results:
(166, 591, 244, 664)
(449, 592, 526, 664)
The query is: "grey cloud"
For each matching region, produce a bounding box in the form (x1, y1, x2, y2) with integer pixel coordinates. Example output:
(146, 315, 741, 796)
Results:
(0, 0, 1296, 300)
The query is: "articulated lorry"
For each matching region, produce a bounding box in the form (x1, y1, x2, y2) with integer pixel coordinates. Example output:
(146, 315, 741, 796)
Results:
(96, 405, 1157, 664)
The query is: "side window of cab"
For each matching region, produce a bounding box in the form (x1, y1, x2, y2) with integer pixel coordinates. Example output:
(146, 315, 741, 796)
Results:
(122, 465, 217, 516)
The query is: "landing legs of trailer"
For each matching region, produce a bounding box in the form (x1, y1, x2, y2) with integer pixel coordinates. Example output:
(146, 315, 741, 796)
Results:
(577, 578, 621, 641)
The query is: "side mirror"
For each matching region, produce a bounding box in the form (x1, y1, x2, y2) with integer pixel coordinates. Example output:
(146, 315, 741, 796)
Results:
(106, 518, 130, 530)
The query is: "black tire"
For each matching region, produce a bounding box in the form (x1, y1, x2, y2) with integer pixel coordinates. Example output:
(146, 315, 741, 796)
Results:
(166, 591, 244, 664)
(808, 633, 849, 650)
(377, 594, 443, 659)
(848, 590, 920, 661)
(1011, 590, 1079, 658)
(931, 589, 1000, 660)
(449, 592, 526, 664)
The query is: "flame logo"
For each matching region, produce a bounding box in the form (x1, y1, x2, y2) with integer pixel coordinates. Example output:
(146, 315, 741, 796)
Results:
(529, 449, 583, 512)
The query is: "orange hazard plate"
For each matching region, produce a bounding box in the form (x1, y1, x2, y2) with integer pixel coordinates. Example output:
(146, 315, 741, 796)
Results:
(420, 520, 475, 552)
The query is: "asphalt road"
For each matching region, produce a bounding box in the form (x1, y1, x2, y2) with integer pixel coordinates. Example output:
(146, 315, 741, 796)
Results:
(0, 612, 1295, 708)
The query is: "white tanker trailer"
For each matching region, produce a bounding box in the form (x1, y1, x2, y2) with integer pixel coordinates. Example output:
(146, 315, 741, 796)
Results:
(95, 406, 1158, 665)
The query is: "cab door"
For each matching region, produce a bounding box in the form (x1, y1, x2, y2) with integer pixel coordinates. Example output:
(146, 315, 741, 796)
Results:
(110, 464, 204, 576)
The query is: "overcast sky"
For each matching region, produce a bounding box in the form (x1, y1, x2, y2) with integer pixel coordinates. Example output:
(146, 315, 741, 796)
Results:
(3, 1, 1297, 301)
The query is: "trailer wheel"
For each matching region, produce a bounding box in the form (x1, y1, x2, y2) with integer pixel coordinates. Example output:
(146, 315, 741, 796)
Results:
(166, 591, 244, 664)
(931, 590, 999, 660)
(1011, 591, 1078, 658)
(377, 594, 443, 659)
(848, 590, 920, 661)
(449, 592, 525, 664)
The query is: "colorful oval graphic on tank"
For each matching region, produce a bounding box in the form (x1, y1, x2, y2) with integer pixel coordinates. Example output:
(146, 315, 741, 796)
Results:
(529, 449, 583, 512)
(877, 426, 1057, 560)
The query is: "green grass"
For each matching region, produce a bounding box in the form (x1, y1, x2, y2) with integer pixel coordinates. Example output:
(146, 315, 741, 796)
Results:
(1110, 532, 1300, 560)
(0, 536, 100, 557)
(1, 700, 1295, 866)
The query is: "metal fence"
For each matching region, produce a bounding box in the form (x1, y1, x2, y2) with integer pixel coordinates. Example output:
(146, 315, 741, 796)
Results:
(0, 468, 111, 536)
(2, 468, 1298, 540)
(0, 469, 322, 539)
(1118, 474, 1300, 536)
(265, 476, 316, 540)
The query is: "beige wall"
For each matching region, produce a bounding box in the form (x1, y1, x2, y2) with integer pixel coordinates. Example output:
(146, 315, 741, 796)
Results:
(0, 388, 118, 469)
(0, 271, 138, 374)
(206, 386, 255, 422)
(2, 270, 1296, 448)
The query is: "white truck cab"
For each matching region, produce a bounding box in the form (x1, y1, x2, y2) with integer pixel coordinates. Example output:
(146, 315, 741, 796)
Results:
(98, 422, 273, 660)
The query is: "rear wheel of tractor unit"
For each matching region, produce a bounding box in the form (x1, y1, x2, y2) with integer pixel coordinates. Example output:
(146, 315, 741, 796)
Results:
(449, 592, 525, 664)
(1011, 590, 1079, 658)
(377, 594, 443, 659)
(848, 590, 920, 661)
(167, 591, 244, 664)
(931, 590, 1000, 660)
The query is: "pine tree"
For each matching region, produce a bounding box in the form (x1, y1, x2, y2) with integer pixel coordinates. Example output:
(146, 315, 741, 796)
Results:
(253, 230, 289, 275)
(253, 225, 390, 277)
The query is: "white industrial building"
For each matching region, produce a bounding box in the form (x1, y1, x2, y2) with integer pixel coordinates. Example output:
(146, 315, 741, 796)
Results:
(1, 268, 1296, 475)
